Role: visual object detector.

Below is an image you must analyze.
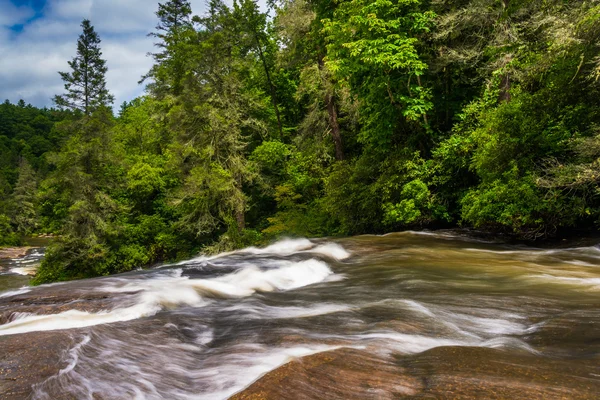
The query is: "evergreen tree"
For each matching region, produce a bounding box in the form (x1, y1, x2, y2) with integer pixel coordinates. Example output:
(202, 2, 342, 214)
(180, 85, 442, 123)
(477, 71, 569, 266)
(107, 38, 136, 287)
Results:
(169, 1, 266, 247)
(54, 19, 114, 115)
(11, 158, 38, 235)
(143, 0, 193, 97)
(152, 0, 192, 39)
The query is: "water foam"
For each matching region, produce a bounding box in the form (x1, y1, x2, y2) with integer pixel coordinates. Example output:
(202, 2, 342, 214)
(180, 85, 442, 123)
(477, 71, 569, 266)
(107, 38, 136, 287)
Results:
(526, 274, 600, 290)
(0, 303, 169, 336)
(244, 238, 314, 255)
(10, 265, 39, 276)
(206, 259, 335, 294)
(221, 303, 353, 320)
(32, 333, 340, 400)
(0, 287, 31, 298)
(305, 243, 351, 260)
(242, 238, 350, 260)
(174, 238, 351, 267)
(0, 259, 335, 336)
(362, 299, 532, 341)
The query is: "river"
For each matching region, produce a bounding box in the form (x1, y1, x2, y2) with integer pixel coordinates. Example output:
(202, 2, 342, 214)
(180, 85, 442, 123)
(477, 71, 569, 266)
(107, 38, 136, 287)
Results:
(0, 244, 45, 293)
(1, 231, 599, 399)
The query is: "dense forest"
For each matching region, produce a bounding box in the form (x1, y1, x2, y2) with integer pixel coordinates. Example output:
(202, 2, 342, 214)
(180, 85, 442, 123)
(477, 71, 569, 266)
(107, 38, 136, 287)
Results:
(2, 0, 600, 284)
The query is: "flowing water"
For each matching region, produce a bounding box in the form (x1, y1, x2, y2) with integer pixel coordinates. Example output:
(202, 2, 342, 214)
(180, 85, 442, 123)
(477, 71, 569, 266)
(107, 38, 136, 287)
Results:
(0, 246, 45, 293)
(1, 232, 600, 399)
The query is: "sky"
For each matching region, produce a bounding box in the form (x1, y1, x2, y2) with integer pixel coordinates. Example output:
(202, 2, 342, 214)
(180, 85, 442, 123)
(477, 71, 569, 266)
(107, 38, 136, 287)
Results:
(0, 0, 225, 109)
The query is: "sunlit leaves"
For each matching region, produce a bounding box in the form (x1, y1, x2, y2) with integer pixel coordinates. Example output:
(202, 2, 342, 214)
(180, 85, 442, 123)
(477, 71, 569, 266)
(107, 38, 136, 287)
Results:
(323, 0, 435, 146)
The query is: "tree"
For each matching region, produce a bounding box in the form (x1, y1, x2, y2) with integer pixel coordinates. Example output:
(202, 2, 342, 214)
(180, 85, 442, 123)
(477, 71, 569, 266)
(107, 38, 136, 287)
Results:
(34, 108, 122, 283)
(234, 0, 284, 137)
(54, 19, 114, 115)
(276, 0, 347, 160)
(11, 158, 38, 234)
(143, 0, 194, 97)
(323, 0, 435, 147)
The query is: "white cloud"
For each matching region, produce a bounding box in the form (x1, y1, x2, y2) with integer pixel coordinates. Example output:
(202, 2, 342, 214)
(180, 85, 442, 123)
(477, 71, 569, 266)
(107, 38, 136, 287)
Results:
(0, 0, 267, 109)
(0, 0, 158, 108)
(103, 36, 155, 106)
(45, 0, 93, 20)
(0, 0, 35, 26)
(90, 0, 156, 34)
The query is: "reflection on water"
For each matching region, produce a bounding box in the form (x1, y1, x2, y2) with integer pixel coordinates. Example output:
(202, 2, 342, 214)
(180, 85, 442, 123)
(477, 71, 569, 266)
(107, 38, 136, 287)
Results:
(1, 232, 600, 399)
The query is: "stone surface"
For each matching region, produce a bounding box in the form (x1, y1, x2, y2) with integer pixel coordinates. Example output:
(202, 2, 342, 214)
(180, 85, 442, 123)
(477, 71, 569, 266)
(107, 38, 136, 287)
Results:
(0, 247, 34, 260)
(230, 346, 600, 400)
(0, 330, 79, 399)
(230, 348, 422, 400)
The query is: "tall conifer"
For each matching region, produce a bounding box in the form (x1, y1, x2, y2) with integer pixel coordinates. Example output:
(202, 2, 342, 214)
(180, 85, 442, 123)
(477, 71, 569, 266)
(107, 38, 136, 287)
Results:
(54, 19, 114, 115)
(11, 158, 38, 234)
(143, 0, 193, 96)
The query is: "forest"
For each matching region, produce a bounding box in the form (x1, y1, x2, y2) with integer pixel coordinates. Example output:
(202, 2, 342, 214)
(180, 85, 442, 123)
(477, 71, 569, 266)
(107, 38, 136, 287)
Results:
(1, 0, 600, 284)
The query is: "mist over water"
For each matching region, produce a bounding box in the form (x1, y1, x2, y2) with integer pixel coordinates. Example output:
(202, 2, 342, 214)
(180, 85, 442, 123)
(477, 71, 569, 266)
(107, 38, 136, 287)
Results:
(1, 233, 600, 399)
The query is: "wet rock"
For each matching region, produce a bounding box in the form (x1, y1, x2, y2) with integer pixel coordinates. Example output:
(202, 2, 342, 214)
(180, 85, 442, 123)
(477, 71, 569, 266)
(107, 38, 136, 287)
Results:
(0, 247, 34, 260)
(525, 310, 600, 357)
(401, 346, 600, 399)
(0, 330, 81, 399)
(230, 346, 600, 400)
(229, 347, 422, 400)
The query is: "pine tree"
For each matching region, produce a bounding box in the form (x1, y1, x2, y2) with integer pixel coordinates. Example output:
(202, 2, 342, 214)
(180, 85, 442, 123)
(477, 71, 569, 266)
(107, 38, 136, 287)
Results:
(152, 0, 192, 40)
(143, 0, 193, 97)
(11, 158, 38, 235)
(54, 19, 114, 115)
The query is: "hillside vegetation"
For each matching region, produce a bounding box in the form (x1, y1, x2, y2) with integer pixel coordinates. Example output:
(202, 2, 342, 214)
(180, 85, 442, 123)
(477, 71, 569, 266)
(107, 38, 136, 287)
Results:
(2, 0, 600, 283)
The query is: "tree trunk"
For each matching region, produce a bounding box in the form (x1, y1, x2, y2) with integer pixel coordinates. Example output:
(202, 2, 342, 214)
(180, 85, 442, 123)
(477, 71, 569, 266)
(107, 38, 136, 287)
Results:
(254, 34, 283, 138)
(499, 73, 511, 103)
(444, 67, 450, 128)
(326, 93, 344, 161)
(235, 208, 245, 232)
(235, 178, 245, 233)
(318, 56, 344, 161)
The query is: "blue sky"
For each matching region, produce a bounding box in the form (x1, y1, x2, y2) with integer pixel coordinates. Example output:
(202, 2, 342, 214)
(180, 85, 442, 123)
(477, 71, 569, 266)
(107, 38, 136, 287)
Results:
(7, 0, 46, 32)
(0, 0, 236, 109)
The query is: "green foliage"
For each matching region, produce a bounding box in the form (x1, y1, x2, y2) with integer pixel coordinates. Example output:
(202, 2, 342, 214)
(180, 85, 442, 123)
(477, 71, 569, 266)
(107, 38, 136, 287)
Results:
(11, 159, 38, 235)
(323, 158, 385, 234)
(144, 0, 194, 97)
(250, 141, 290, 175)
(127, 162, 166, 200)
(13, 0, 600, 285)
(262, 184, 335, 237)
(54, 19, 114, 114)
(383, 179, 449, 226)
(459, 169, 582, 239)
(0, 215, 20, 247)
(323, 0, 435, 146)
